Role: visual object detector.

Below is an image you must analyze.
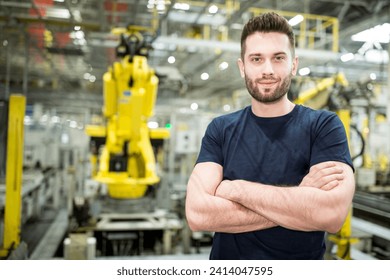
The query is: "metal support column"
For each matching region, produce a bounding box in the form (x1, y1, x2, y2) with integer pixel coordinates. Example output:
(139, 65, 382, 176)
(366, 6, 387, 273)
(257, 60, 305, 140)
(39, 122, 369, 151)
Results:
(0, 95, 26, 258)
(23, 33, 29, 96)
(387, 33, 390, 170)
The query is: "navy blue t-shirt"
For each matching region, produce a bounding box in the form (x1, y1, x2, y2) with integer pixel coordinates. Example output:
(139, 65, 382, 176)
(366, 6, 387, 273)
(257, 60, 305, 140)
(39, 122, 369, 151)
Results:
(196, 105, 353, 260)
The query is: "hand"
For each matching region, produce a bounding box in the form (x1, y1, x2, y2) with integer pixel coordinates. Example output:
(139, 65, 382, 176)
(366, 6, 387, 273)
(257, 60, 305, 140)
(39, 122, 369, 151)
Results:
(299, 161, 344, 191)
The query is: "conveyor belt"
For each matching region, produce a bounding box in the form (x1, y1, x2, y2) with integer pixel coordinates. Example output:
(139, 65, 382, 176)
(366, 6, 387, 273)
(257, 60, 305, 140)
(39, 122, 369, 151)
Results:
(29, 209, 68, 259)
(353, 190, 390, 228)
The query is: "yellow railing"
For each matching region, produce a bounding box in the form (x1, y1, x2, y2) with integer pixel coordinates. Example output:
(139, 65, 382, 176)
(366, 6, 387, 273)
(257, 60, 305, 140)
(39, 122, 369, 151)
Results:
(249, 8, 339, 52)
(172, 2, 339, 53)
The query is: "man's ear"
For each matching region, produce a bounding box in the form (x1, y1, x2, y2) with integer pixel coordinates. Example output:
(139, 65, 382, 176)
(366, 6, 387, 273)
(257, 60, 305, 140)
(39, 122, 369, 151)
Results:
(237, 58, 245, 78)
(291, 56, 299, 76)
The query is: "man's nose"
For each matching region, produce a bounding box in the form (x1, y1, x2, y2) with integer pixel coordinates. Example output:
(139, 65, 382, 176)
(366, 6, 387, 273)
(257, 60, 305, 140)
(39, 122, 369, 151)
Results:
(262, 59, 275, 75)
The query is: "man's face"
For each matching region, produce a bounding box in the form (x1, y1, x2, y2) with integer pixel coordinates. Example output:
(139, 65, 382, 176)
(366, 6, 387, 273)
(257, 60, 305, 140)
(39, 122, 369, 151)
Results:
(237, 32, 298, 104)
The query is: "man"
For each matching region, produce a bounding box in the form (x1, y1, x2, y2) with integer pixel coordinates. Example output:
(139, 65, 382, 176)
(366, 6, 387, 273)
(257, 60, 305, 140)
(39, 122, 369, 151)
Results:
(185, 12, 355, 260)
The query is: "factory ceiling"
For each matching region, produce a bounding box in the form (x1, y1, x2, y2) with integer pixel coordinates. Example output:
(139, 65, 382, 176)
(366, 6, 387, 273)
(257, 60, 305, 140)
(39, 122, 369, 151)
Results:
(0, 0, 390, 117)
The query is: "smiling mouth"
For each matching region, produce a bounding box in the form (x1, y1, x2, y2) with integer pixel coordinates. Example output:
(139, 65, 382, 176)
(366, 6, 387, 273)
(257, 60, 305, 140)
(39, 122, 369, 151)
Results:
(256, 78, 278, 83)
(259, 81, 277, 87)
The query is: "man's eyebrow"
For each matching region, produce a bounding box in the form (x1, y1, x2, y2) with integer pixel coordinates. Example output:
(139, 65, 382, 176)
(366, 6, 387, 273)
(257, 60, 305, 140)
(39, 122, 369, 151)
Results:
(248, 51, 287, 57)
(274, 51, 288, 56)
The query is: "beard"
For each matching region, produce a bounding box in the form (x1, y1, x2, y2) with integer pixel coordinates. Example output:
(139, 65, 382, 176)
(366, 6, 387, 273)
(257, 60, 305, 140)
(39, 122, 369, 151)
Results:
(245, 73, 292, 104)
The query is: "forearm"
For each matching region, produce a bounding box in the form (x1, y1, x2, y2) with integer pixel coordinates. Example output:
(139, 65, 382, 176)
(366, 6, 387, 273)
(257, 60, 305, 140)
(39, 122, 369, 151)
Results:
(236, 181, 333, 231)
(185, 163, 276, 233)
(186, 192, 276, 233)
(217, 178, 353, 233)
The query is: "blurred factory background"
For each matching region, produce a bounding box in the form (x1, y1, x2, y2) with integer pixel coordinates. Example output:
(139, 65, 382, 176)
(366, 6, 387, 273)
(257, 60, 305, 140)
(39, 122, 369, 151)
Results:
(0, 0, 390, 260)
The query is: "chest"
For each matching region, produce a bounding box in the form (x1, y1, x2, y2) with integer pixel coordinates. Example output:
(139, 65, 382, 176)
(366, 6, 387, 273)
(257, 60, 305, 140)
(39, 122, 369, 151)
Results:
(222, 119, 312, 185)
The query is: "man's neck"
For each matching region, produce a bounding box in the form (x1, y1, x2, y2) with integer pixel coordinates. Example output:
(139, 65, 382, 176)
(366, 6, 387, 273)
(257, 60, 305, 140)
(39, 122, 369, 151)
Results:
(251, 97, 295, 118)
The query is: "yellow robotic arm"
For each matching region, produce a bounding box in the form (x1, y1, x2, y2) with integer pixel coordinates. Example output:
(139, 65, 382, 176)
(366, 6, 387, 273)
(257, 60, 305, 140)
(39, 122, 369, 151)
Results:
(86, 29, 169, 199)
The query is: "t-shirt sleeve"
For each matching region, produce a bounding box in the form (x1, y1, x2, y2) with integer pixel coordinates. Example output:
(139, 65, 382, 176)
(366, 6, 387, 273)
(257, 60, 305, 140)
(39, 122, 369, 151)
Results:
(196, 118, 224, 165)
(310, 111, 354, 171)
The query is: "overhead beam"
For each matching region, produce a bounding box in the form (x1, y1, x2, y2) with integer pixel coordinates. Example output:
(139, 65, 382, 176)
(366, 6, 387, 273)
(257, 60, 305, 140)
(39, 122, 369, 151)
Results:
(315, 0, 370, 8)
(338, 7, 390, 39)
(153, 36, 341, 61)
(0, 14, 100, 30)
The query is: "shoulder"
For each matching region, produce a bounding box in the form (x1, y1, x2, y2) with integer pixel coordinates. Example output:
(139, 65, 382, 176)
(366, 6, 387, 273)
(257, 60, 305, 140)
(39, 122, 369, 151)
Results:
(210, 107, 248, 128)
(296, 105, 342, 128)
(296, 105, 337, 119)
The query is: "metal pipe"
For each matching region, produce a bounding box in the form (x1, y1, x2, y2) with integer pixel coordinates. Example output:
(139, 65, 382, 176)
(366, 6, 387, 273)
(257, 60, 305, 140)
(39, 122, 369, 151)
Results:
(23, 32, 29, 96)
(4, 39, 11, 100)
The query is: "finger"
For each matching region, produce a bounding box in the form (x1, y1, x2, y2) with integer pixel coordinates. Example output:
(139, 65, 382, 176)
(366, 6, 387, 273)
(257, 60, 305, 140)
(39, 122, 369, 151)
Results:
(317, 173, 344, 187)
(325, 173, 344, 181)
(300, 171, 344, 188)
(310, 165, 343, 178)
(310, 162, 336, 172)
(321, 180, 339, 191)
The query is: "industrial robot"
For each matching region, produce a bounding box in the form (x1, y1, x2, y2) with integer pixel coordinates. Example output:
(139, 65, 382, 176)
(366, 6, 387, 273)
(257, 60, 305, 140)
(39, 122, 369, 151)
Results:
(66, 27, 182, 258)
(86, 28, 168, 200)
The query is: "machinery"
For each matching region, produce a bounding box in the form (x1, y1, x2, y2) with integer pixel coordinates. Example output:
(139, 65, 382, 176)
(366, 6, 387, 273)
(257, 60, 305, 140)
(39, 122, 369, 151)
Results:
(293, 73, 390, 260)
(74, 27, 183, 258)
(292, 73, 356, 259)
(85, 27, 169, 200)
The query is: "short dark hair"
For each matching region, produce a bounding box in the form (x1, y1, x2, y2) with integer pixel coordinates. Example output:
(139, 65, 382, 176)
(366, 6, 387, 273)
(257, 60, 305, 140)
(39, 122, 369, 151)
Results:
(240, 12, 295, 59)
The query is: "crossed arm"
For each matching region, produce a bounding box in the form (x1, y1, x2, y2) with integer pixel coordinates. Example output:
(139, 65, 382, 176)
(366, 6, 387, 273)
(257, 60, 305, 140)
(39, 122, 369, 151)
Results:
(185, 161, 355, 234)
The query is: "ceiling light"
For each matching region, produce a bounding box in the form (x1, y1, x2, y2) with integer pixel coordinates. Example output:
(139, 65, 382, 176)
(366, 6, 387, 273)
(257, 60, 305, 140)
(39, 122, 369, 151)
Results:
(208, 5, 218, 14)
(147, 0, 167, 12)
(190, 103, 199, 110)
(288, 15, 304, 26)
(218, 61, 229, 70)
(46, 8, 70, 19)
(148, 121, 159, 129)
(173, 3, 190, 11)
(352, 23, 390, 43)
(298, 67, 310, 76)
(156, 3, 165, 11)
(340, 52, 354, 62)
(24, 116, 33, 126)
(200, 72, 209, 80)
(167, 56, 176, 64)
(69, 121, 77, 128)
